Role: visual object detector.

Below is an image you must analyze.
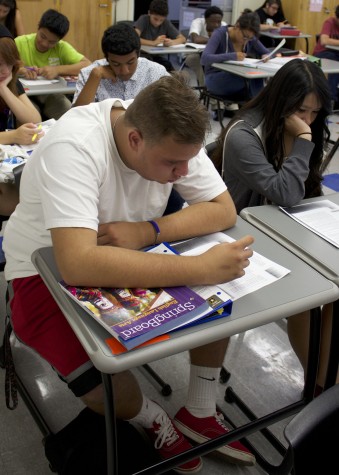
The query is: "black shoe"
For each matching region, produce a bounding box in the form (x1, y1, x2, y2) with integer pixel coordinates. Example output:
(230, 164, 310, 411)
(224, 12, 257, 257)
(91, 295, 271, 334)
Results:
(223, 109, 235, 118)
(212, 110, 222, 121)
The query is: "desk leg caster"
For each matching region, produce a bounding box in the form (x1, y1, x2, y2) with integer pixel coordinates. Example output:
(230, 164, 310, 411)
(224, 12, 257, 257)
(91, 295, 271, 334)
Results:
(219, 367, 231, 384)
(224, 386, 236, 403)
(141, 364, 172, 396)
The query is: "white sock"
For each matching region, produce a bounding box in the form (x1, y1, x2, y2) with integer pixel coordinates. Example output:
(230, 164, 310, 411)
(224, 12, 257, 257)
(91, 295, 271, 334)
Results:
(185, 365, 220, 418)
(127, 395, 164, 428)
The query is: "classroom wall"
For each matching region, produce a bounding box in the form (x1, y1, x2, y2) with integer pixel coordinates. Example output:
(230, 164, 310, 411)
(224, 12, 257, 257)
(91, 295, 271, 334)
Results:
(115, 0, 134, 22)
(231, 0, 262, 23)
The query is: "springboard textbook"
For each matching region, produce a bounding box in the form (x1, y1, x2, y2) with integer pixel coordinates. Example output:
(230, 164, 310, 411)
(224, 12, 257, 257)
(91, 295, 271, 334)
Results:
(59, 245, 232, 350)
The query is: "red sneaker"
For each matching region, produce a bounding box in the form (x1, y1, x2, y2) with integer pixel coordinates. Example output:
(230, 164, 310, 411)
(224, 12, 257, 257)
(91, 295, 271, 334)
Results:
(174, 407, 255, 466)
(145, 411, 202, 474)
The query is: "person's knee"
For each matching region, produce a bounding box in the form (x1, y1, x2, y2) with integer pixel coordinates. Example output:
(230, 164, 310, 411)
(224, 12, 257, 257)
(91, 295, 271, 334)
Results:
(44, 94, 71, 120)
(0, 183, 19, 216)
(80, 383, 105, 414)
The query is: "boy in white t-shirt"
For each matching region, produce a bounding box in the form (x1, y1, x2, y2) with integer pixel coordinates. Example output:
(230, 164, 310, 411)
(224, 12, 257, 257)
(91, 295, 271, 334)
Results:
(186, 6, 226, 87)
(4, 74, 255, 473)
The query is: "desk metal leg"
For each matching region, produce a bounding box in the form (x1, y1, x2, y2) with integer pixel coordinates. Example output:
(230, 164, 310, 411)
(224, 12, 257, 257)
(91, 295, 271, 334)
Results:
(222, 307, 321, 473)
(102, 372, 118, 475)
(303, 306, 322, 400)
(305, 38, 309, 54)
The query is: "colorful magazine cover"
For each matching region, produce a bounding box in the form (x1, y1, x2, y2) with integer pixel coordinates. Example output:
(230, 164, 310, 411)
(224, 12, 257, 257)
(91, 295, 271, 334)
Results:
(59, 282, 219, 350)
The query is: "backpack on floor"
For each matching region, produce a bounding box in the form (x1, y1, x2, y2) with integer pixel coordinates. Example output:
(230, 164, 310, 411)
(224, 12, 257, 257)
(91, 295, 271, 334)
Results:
(44, 407, 159, 474)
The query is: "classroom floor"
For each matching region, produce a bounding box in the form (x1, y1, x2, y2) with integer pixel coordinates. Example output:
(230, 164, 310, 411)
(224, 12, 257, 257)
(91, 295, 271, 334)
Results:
(1, 61, 339, 475)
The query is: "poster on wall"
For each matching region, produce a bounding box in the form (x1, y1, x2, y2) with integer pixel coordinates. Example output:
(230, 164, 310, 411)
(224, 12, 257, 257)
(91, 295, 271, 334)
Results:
(309, 0, 323, 12)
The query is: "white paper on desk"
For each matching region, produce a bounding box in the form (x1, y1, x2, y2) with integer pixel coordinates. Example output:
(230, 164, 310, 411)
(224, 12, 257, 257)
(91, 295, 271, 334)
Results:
(257, 38, 286, 62)
(280, 200, 339, 248)
(185, 42, 206, 50)
(20, 78, 59, 86)
(227, 55, 303, 71)
(148, 234, 290, 301)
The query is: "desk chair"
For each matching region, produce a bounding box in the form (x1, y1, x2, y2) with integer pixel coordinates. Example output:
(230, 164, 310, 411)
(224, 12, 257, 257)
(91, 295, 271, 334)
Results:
(267, 383, 339, 475)
(201, 89, 244, 128)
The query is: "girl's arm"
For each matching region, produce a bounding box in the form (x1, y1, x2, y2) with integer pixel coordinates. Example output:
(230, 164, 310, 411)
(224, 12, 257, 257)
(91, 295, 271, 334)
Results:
(14, 9, 25, 36)
(201, 28, 238, 67)
(0, 77, 41, 124)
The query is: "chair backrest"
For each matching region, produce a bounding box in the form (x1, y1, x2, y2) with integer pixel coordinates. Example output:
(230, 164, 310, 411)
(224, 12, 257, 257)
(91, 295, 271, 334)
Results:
(205, 141, 218, 159)
(279, 384, 339, 475)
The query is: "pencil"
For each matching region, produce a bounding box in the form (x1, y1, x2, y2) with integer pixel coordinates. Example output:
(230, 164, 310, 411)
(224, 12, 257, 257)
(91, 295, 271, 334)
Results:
(32, 124, 42, 142)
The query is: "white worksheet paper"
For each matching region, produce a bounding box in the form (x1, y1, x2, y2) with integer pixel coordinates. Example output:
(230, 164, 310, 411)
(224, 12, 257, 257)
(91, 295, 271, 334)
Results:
(148, 233, 290, 301)
(280, 200, 339, 248)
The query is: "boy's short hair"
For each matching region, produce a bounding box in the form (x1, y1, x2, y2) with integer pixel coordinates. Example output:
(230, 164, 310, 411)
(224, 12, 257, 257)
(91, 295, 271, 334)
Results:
(204, 6, 223, 19)
(38, 9, 70, 39)
(125, 73, 209, 145)
(149, 0, 169, 17)
(336, 5, 339, 18)
(102, 24, 140, 57)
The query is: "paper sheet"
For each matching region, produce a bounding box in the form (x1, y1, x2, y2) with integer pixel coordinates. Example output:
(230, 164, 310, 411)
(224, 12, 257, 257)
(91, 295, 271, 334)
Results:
(280, 200, 339, 248)
(149, 234, 291, 301)
(20, 78, 59, 86)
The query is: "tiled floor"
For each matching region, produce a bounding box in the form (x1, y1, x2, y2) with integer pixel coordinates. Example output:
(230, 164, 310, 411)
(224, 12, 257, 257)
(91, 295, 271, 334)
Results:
(1, 63, 339, 475)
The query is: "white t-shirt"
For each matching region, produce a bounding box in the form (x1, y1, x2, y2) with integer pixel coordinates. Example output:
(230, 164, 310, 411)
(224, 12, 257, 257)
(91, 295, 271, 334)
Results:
(188, 17, 226, 39)
(4, 98, 226, 279)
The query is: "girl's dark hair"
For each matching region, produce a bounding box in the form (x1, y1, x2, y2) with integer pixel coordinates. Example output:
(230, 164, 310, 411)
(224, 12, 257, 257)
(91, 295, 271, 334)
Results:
(236, 11, 261, 36)
(0, 0, 17, 37)
(214, 59, 332, 198)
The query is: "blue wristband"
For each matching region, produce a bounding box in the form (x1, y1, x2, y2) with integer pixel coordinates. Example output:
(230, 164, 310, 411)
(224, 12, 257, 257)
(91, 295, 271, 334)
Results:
(148, 220, 160, 246)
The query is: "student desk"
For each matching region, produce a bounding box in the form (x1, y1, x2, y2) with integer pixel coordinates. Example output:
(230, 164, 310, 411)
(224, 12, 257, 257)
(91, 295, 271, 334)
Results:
(211, 58, 339, 101)
(212, 57, 339, 80)
(31, 217, 339, 474)
(140, 44, 202, 71)
(140, 44, 202, 56)
(19, 77, 76, 96)
(241, 192, 339, 389)
(325, 45, 339, 52)
(259, 31, 312, 53)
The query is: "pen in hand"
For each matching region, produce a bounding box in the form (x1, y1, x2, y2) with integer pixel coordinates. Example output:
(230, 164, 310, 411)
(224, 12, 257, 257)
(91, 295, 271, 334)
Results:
(32, 124, 42, 142)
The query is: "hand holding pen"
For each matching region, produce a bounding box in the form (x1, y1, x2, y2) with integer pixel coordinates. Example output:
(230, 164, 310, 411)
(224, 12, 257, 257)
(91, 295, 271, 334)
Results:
(9, 123, 44, 146)
(24, 66, 39, 79)
(236, 52, 247, 61)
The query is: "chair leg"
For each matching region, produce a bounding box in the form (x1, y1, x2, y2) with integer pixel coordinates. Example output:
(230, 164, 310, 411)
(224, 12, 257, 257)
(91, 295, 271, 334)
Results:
(141, 364, 172, 396)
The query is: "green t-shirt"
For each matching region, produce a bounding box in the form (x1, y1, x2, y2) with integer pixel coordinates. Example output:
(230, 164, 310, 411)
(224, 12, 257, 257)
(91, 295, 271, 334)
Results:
(15, 33, 84, 67)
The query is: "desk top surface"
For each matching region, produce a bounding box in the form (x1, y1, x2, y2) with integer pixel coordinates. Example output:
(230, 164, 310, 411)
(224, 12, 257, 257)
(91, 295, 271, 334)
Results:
(211, 61, 273, 78)
(241, 193, 339, 285)
(212, 58, 339, 78)
(140, 45, 201, 55)
(260, 31, 312, 39)
(19, 77, 76, 96)
(326, 44, 339, 51)
(31, 216, 339, 373)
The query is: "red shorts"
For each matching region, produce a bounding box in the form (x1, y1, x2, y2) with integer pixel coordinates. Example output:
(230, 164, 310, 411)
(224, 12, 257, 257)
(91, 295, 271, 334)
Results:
(10, 275, 102, 396)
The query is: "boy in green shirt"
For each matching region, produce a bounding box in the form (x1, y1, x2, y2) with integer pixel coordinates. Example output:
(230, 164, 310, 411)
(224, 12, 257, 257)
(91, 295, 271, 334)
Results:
(15, 9, 90, 119)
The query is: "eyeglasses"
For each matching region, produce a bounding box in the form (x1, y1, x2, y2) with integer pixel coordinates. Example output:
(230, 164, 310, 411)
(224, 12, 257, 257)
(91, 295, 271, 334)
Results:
(240, 30, 255, 41)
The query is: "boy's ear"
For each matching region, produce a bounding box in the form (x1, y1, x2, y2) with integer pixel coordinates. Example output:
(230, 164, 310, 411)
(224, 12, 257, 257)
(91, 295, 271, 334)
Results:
(128, 129, 143, 151)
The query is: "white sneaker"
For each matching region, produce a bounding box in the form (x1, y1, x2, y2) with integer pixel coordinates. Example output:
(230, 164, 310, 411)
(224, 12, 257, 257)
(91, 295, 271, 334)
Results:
(224, 103, 239, 111)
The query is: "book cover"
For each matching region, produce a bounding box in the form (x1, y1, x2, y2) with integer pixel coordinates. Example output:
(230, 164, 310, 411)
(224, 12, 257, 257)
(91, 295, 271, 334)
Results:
(59, 281, 226, 350)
